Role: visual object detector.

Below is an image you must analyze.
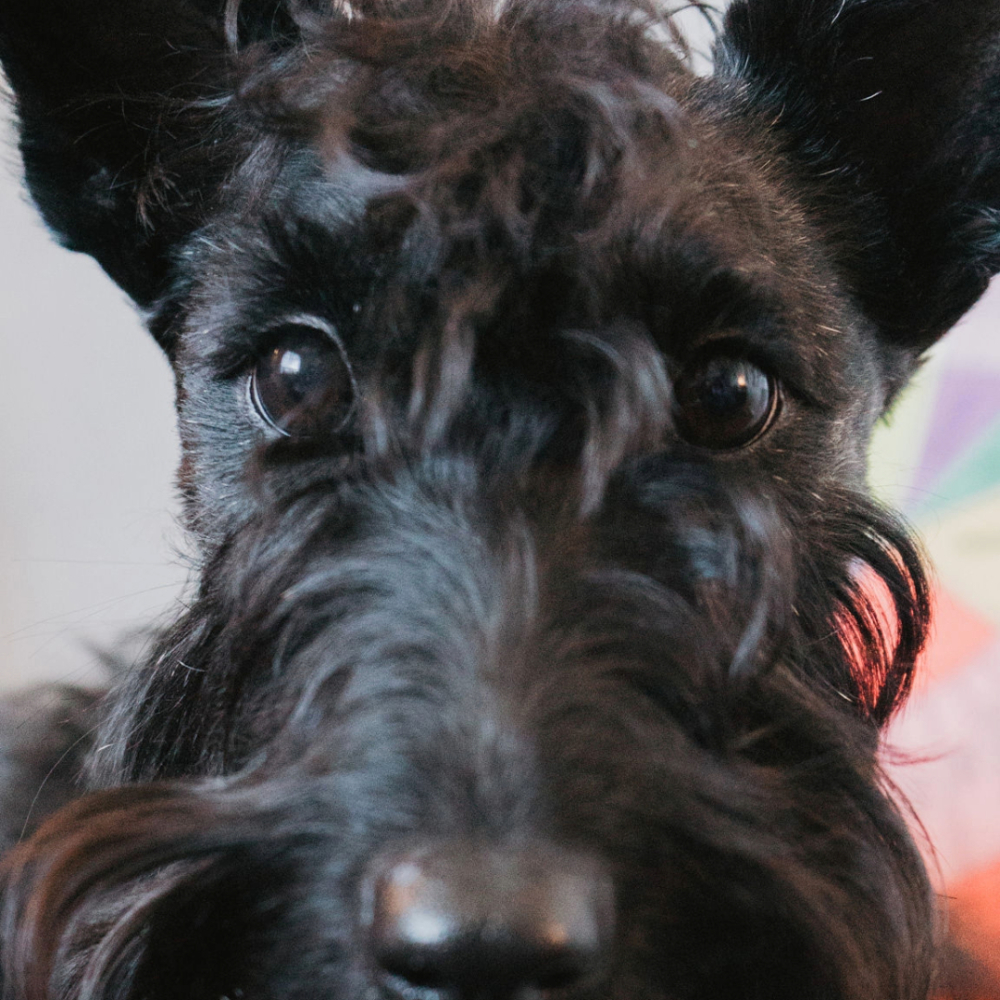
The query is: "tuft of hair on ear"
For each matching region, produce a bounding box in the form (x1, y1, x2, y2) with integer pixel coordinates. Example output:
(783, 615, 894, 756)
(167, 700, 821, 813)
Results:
(717, 0, 1000, 355)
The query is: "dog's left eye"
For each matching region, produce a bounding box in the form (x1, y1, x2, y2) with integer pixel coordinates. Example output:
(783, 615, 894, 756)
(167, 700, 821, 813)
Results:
(250, 324, 356, 439)
(672, 355, 779, 450)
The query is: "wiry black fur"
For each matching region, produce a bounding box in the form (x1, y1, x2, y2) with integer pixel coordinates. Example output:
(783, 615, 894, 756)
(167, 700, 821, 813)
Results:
(1, 1, 999, 998)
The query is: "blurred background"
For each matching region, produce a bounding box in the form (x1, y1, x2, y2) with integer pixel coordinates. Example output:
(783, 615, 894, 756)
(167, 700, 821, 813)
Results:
(0, 104, 187, 698)
(0, 103, 187, 692)
(1, 10, 999, 984)
(870, 293, 1000, 983)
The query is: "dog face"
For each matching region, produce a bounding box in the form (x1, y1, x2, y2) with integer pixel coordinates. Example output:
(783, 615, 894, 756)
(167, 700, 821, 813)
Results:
(2, 2, 1000, 999)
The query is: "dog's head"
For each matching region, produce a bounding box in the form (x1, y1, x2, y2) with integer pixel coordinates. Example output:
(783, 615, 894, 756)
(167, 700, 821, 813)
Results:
(2, 2, 1000, 998)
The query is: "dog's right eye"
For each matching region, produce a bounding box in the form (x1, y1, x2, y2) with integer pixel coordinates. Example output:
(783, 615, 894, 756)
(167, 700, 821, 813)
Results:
(250, 324, 356, 439)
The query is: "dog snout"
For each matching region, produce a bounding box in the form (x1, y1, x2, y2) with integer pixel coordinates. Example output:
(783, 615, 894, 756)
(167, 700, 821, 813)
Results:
(364, 841, 614, 997)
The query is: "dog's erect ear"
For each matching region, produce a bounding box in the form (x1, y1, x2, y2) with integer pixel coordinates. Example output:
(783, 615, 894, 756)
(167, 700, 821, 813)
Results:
(718, 0, 1000, 354)
(0, 0, 299, 313)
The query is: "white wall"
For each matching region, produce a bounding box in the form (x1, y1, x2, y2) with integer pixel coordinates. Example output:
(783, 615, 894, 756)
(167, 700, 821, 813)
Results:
(0, 107, 187, 692)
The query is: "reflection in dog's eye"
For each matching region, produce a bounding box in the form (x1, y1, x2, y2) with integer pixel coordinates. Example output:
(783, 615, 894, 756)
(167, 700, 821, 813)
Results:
(672, 355, 778, 450)
(251, 324, 356, 439)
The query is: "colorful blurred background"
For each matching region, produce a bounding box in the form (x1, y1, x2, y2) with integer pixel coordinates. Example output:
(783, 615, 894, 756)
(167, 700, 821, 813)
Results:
(874, 289, 1000, 991)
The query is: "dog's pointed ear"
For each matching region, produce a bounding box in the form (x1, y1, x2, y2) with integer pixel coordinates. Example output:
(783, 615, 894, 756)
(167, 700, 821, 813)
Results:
(718, 0, 1000, 354)
(0, 0, 298, 316)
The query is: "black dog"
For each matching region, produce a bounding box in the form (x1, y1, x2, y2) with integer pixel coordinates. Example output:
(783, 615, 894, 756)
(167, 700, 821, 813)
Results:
(2, 1, 1000, 997)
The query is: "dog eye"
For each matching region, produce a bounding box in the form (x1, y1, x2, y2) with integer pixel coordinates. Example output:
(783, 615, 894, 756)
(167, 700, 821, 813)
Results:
(250, 324, 356, 439)
(672, 355, 778, 450)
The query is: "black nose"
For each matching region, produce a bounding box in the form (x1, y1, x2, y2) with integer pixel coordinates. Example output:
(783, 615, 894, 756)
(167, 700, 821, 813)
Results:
(364, 841, 614, 998)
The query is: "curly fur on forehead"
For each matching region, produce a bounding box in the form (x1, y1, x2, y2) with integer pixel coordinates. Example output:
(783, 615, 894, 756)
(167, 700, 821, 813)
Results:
(224, 0, 696, 224)
(231, 0, 689, 128)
